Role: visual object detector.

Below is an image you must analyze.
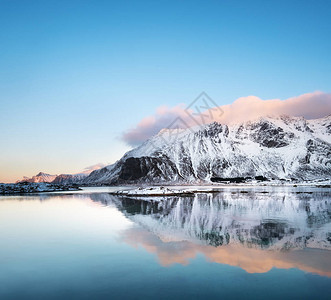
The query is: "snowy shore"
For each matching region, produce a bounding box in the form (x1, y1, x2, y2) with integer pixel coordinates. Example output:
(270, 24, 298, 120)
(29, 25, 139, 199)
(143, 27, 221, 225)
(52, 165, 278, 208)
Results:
(109, 181, 331, 199)
(111, 186, 196, 197)
(0, 182, 81, 194)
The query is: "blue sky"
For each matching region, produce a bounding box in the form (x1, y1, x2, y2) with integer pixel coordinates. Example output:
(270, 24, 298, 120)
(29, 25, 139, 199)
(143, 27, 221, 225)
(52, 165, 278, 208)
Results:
(0, 0, 330, 182)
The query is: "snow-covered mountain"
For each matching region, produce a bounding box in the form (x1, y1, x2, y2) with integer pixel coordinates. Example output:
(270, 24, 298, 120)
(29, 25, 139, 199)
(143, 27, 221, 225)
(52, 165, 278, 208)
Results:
(18, 171, 90, 185)
(51, 173, 88, 184)
(50, 164, 105, 184)
(84, 115, 331, 184)
(17, 172, 58, 183)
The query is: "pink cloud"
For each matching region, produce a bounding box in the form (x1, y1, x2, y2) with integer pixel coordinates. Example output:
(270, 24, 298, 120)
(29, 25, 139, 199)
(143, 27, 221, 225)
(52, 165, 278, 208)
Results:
(122, 104, 191, 146)
(81, 163, 105, 174)
(122, 91, 331, 146)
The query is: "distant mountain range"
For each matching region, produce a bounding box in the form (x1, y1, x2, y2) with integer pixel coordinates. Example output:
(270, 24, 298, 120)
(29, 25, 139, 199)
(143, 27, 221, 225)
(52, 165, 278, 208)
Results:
(18, 172, 58, 183)
(18, 115, 331, 185)
(17, 171, 89, 184)
(16, 164, 102, 185)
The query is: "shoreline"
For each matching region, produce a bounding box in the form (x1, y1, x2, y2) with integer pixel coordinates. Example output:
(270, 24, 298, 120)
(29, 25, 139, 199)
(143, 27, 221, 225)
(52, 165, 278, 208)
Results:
(0, 182, 82, 195)
(1, 181, 330, 196)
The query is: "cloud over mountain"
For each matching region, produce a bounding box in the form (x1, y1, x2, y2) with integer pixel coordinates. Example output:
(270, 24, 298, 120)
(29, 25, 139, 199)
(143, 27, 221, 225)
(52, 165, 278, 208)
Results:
(122, 91, 331, 146)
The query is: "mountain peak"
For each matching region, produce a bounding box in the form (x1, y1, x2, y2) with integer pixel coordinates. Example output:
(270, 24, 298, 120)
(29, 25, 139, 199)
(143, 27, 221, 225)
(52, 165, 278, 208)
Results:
(36, 172, 49, 176)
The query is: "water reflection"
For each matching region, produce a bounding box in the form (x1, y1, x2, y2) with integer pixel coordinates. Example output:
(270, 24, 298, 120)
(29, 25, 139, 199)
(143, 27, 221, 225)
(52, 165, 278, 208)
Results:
(91, 190, 331, 276)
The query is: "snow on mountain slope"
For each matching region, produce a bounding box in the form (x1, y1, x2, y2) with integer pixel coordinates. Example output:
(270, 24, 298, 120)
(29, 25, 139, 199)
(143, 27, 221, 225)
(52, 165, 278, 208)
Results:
(51, 173, 88, 184)
(17, 172, 58, 183)
(18, 169, 94, 185)
(84, 115, 331, 184)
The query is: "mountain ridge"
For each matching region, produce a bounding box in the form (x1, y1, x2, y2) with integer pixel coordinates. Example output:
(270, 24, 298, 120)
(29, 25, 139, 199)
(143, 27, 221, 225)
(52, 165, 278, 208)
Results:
(16, 168, 101, 185)
(17, 115, 330, 185)
(83, 115, 331, 184)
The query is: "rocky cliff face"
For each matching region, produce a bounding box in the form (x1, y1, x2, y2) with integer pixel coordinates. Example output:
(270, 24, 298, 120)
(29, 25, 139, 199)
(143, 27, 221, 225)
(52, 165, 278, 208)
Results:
(84, 115, 331, 184)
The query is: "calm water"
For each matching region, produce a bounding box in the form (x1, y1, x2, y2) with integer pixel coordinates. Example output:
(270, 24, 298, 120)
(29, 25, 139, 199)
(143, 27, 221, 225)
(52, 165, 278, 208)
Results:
(0, 187, 330, 299)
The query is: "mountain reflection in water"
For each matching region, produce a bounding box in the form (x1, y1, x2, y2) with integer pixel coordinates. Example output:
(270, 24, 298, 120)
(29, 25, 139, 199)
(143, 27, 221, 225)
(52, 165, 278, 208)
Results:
(91, 189, 331, 276)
